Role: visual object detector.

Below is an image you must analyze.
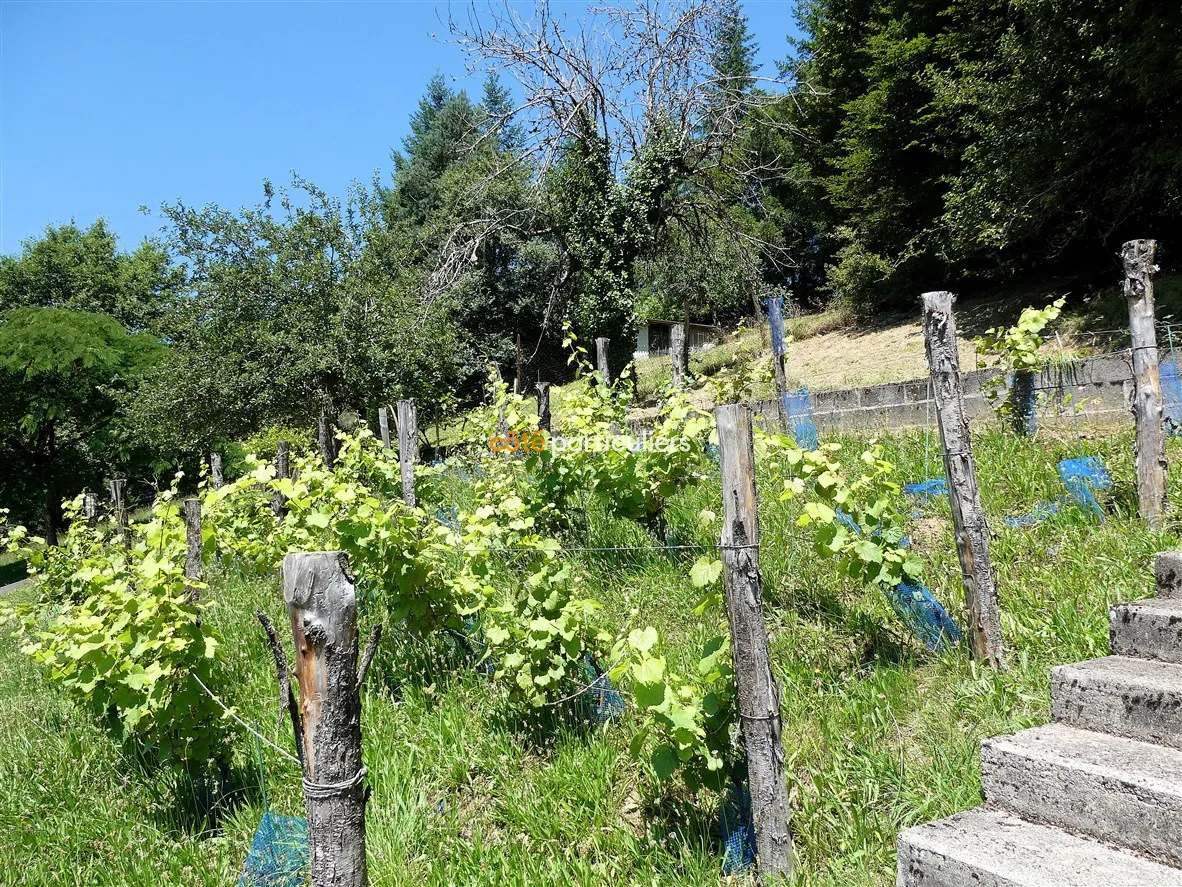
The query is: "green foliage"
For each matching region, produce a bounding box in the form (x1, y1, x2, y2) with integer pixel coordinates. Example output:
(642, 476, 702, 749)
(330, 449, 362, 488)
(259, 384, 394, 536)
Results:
(1, 494, 227, 771)
(974, 298, 1066, 421)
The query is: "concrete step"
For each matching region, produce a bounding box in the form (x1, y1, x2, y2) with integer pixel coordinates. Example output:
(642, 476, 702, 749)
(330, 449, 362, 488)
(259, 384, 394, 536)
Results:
(1159, 551, 1182, 599)
(898, 808, 1182, 886)
(1052, 656, 1182, 749)
(981, 722, 1182, 866)
(1112, 598, 1182, 663)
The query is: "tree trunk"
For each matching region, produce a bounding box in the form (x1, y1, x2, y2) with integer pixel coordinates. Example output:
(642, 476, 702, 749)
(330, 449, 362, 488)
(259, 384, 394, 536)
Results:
(1124, 239, 1167, 529)
(922, 291, 1005, 669)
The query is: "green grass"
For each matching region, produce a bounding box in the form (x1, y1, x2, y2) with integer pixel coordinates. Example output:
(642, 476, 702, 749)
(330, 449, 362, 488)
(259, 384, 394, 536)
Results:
(3, 425, 1180, 886)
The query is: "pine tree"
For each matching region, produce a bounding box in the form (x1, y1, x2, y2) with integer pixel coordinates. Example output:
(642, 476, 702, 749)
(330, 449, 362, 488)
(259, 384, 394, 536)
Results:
(710, 0, 758, 108)
(480, 71, 524, 154)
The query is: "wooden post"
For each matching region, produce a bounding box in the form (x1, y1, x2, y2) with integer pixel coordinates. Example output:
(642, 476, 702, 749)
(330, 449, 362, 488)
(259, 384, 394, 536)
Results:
(273, 441, 290, 520)
(282, 552, 369, 887)
(681, 299, 692, 385)
(536, 382, 551, 433)
(515, 332, 524, 395)
(596, 337, 611, 386)
(319, 413, 336, 469)
(108, 479, 128, 545)
(766, 293, 791, 427)
(714, 403, 793, 878)
(922, 291, 1006, 669)
(396, 399, 418, 508)
(671, 324, 686, 388)
(1124, 239, 1168, 529)
(183, 498, 202, 602)
(377, 407, 392, 450)
(83, 492, 99, 527)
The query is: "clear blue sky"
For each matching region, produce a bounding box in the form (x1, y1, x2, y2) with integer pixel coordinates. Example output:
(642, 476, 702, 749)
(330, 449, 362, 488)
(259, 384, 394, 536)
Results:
(0, 1, 800, 255)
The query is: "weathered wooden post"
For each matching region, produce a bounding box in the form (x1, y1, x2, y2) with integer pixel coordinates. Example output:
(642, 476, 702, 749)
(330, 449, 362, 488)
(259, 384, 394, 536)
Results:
(280, 552, 371, 887)
(83, 492, 99, 527)
(515, 332, 524, 395)
(766, 293, 791, 427)
(272, 441, 290, 520)
(680, 300, 692, 386)
(108, 479, 128, 545)
(377, 406, 392, 450)
(714, 403, 793, 878)
(183, 498, 202, 602)
(536, 382, 551, 433)
(210, 452, 224, 490)
(922, 291, 1006, 669)
(396, 399, 418, 508)
(671, 324, 686, 388)
(596, 337, 611, 386)
(319, 413, 336, 469)
(1124, 239, 1168, 529)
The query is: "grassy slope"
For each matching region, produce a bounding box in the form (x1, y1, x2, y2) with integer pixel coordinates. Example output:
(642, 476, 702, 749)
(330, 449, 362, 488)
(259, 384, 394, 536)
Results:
(3, 424, 1181, 886)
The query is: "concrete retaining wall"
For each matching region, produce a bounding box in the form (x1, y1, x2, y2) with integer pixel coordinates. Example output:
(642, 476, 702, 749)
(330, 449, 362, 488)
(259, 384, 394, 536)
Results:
(750, 351, 1139, 432)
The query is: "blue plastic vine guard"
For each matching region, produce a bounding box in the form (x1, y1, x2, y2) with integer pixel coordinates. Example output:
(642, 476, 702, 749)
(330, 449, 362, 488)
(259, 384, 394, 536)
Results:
(1057, 456, 1110, 519)
(238, 811, 308, 887)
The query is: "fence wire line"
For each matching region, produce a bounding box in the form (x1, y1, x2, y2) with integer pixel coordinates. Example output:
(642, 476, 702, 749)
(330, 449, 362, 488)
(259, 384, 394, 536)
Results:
(191, 672, 301, 766)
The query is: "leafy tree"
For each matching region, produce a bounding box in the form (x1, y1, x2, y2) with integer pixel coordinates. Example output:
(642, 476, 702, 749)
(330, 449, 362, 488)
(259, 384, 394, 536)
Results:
(0, 308, 160, 542)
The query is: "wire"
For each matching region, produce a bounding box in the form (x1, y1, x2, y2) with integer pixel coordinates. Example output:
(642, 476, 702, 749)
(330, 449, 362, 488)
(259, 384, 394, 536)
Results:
(192, 672, 301, 766)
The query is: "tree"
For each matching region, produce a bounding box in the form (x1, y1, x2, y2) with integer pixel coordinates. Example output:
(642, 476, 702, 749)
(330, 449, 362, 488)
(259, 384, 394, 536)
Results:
(0, 308, 160, 543)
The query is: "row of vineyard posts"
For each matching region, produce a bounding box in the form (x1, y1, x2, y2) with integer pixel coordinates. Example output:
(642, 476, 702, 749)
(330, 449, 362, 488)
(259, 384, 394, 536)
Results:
(84, 238, 1165, 885)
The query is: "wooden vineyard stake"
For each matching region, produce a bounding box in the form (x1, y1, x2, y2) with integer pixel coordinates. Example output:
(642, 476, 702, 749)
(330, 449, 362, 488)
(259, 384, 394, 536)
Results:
(210, 452, 224, 490)
(273, 440, 290, 520)
(183, 498, 202, 603)
(714, 403, 794, 878)
(596, 337, 611, 386)
(84, 492, 99, 527)
(259, 551, 380, 887)
(537, 382, 551, 433)
(396, 399, 419, 508)
(319, 413, 336, 469)
(671, 324, 687, 388)
(109, 479, 128, 546)
(1124, 239, 1168, 529)
(766, 292, 791, 428)
(377, 406, 392, 450)
(922, 291, 1006, 669)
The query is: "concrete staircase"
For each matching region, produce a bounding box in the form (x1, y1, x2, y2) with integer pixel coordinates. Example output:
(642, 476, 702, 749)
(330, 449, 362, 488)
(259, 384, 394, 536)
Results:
(898, 552, 1182, 886)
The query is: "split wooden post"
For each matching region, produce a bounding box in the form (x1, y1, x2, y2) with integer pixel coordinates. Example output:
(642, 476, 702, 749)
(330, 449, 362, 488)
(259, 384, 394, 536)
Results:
(671, 324, 687, 388)
(183, 498, 202, 602)
(922, 291, 1006, 669)
(1124, 239, 1168, 529)
(318, 413, 336, 469)
(108, 479, 128, 545)
(83, 492, 99, 527)
(210, 453, 224, 490)
(273, 441, 290, 520)
(282, 552, 371, 887)
(377, 406, 392, 450)
(396, 399, 418, 508)
(536, 382, 551, 433)
(596, 337, 611, 386)
(714, 403, 793, 878)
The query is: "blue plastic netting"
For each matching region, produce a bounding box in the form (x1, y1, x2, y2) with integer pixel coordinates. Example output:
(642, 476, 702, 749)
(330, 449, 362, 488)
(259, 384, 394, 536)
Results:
(1002, 499, 1063, 528)
(581, 655, 627, 724)
(238, 811, 308, 887)
(1006, 370, 1038, 435)
(1058, 456, 1110, 519)
(1162, 358, 1182, 435)
(783, 388, 819, 451)
(766, 295, 789, 358)
(720, 780, 756, 876)
(885, 580, 963, 652)
(904, 478, 947, 499)
(704, 441, 720, 466)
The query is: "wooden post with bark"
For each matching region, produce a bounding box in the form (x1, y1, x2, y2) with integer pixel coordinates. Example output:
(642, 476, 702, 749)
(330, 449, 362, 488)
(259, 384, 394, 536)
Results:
(515, 332, 524, 395)
(681, 300, 692, 386)
(766, 293, 791, 427)
(84, 492, 99, 527)
(319, 413, 336, 469)
(1124, 239, 1168, 529)
(536, 382, 551, 433)
(922, 290, 1006, 669)
(596, 337, 611, 386)
(377, 407, 392, 450)
(396, 399, 418, 508)
(210, 453, 224, 490)
(671, 324, 687, 388)
(273, 441, 290, 520)
(268, 551, 375, 887)
(108, 479, 128, 546)
(183, 498, 202, 602)
(714, 403, 793, 878)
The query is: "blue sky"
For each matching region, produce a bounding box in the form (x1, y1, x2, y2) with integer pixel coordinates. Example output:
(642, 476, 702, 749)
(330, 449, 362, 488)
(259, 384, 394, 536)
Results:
(0, 1, 800, 255)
